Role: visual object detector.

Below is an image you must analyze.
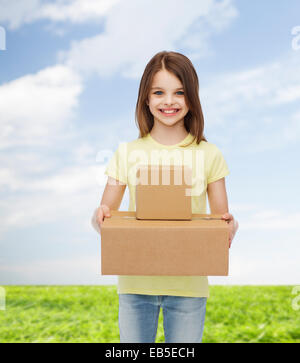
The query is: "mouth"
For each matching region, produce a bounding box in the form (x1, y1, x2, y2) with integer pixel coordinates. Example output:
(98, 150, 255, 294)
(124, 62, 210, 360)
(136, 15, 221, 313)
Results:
(159, 109, 180, 116)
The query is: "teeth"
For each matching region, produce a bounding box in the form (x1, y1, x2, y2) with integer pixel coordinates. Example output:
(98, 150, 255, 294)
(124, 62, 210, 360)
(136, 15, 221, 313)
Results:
(161, 109, 178, 113)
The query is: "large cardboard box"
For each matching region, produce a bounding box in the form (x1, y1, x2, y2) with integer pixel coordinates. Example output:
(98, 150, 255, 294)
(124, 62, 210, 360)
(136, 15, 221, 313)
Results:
(135, 164, 192, 220)
(101, 210, 229, 276)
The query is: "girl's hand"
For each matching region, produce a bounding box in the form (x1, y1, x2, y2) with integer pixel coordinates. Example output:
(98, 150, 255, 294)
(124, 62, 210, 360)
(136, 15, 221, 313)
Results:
(97, 204, 111, 229)
(97, 204, 111, 228)
(91, 204, 111, 234)
(221, 212, 239, 248)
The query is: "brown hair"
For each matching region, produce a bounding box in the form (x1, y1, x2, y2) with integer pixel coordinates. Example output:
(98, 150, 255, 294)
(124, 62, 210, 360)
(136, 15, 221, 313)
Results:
(135, 51, 207, 147)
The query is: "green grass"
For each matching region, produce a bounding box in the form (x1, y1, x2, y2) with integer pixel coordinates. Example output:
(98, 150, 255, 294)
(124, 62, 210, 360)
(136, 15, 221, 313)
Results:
(0, 286, 299, 342)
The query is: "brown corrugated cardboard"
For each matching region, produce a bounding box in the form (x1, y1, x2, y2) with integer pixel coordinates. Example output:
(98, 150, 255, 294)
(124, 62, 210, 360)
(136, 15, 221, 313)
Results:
(136, 164, 192, 220)
(101, 210, 229, 276)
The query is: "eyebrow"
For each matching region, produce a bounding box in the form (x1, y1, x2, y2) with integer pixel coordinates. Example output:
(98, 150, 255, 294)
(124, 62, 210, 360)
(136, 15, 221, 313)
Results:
(151, 87, 184, 90)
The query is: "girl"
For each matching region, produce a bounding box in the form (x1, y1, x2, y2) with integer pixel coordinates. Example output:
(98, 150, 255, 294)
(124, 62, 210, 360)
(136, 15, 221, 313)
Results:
(92, 51, 239, 343)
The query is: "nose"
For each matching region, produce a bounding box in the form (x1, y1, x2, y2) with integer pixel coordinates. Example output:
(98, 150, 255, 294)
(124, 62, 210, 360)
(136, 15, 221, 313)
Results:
(164, 94, 176, 106)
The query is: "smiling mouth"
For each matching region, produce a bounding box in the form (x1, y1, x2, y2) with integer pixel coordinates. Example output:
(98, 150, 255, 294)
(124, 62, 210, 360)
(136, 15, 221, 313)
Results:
(159, 109, 180, 115)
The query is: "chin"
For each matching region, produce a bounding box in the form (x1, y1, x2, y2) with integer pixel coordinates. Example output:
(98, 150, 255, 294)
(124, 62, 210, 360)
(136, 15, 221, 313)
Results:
(159, 119, 183, 127)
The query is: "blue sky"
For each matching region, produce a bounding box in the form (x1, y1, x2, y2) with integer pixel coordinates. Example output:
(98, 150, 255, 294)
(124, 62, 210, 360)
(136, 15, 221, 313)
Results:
(0, 0, 300, 285)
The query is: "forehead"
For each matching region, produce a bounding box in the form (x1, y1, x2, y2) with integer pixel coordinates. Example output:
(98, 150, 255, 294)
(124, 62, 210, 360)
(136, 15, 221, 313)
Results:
(151, 70, 183, 89)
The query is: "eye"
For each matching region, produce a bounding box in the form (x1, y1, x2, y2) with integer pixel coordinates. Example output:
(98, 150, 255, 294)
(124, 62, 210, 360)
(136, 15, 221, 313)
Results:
(153, 91, 184, 95)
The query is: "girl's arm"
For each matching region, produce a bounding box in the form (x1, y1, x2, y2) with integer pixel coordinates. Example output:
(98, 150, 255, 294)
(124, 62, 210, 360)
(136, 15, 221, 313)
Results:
(100, 176, 127, 210)
(207, 177, 238, 247)
(91, 176, 126, 234)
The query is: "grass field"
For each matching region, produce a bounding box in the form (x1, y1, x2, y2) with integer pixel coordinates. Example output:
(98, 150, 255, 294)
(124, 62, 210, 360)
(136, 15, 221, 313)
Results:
(0, 285, 299, 343)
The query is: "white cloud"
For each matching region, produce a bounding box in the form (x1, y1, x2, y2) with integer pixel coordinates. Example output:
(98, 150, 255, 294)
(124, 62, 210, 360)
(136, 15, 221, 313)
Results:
(0, 0, 121, 29)
(0, 164, 105, 194)
(252, 210, 282, 219)
(59, 0, 238, 79)
(72, 142, 95, 163)
(0, 64, 83, 149)
(273, 84, 300, 104)
(210, 252, 300, 285)
(203, 54, 300, 124)
(201, 50, 300, 151)
(0, 160, 105, 228)
(0, 157, 129, 232)
(0, 0, 40, 30)
(37, 0, 120, 23)
(28, 165, 106, 194)
(229, 203, 261, 213)
(282, 110, 300, 142)
(239, 210, 300, 231)
(0, 185, 100, 231)
(0, 256, 117, 285)
(0, 151, 58, 177)
(218, 204, 300, 232)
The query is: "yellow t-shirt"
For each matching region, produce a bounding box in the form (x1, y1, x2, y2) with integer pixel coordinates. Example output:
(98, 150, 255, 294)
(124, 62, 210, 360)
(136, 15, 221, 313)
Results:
(104, 132, 230, 298)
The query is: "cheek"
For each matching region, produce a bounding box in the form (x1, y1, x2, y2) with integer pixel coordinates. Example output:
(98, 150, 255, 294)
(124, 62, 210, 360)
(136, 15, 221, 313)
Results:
(181, 99, 188, 108)
(147, 105, 157, 115)
(148, 100, 160, 110)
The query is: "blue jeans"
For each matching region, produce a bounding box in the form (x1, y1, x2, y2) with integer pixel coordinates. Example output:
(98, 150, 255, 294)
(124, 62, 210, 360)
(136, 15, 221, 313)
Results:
(118, 293, 207, 343)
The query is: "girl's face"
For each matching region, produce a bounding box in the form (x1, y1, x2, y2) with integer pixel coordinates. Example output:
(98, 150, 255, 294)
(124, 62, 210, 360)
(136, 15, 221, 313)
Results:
(147, 69, 189, 127)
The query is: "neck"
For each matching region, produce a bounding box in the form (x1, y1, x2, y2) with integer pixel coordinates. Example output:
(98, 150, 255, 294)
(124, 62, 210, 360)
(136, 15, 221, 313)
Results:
(150, 122, 189, 146)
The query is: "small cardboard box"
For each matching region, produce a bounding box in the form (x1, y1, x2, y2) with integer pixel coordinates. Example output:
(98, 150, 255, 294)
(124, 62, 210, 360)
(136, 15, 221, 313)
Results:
(101, 210, 229, 276)
(136, 164, 192, 220)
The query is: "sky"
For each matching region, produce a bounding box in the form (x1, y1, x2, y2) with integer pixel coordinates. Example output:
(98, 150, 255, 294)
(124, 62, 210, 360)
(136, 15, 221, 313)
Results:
(0, 0, 300, 286)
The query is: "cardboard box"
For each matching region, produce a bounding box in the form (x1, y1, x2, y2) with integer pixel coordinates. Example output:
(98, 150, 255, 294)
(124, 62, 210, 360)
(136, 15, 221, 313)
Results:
(136, 164, 192, 220)
(101, 210, 229, 276)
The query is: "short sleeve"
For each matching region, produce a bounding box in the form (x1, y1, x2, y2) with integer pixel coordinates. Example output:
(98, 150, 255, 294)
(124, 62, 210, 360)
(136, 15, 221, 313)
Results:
(104, 142, 128, 184)
(207, 145, 230, 184)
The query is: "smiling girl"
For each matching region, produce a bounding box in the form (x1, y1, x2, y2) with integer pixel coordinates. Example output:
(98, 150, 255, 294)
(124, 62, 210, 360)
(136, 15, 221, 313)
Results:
(92, 51, 238, 343)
